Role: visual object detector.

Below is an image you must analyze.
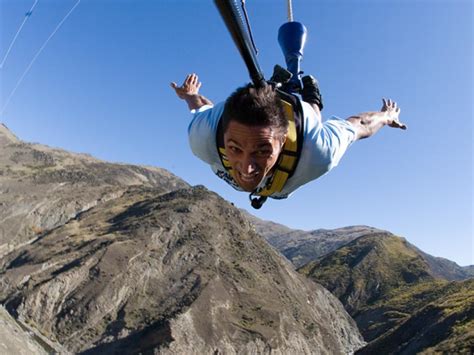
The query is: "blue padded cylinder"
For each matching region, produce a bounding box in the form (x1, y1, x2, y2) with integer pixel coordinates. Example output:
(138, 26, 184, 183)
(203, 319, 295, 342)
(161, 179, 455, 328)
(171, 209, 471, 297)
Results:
(278, 21, 307, 91)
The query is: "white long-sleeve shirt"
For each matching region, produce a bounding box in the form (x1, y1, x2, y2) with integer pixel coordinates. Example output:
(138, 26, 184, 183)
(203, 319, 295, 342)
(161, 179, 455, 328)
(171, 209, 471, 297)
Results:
(188, 100, 356, 199)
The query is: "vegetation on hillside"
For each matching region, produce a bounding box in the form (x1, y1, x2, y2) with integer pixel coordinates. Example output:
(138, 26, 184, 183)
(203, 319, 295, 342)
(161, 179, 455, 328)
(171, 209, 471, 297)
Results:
(299, 233, 474, 353)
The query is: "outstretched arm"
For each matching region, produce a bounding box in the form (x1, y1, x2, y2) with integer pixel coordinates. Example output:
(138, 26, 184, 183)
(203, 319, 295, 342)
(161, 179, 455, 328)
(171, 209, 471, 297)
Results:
(347, 98, 407, 140)
(170, 73, 213, 111)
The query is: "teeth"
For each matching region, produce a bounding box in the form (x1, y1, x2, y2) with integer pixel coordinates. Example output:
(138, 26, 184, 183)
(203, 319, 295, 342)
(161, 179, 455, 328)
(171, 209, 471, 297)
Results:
(240, 172, 259, 181)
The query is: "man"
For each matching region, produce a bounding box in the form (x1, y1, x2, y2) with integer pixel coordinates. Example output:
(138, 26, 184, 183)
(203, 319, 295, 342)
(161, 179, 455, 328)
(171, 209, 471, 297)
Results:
(171, 73, 406, 208)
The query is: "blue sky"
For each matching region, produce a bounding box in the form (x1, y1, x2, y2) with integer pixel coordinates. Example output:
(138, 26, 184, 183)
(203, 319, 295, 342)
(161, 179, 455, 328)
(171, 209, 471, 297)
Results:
(1, 0, 472, 265)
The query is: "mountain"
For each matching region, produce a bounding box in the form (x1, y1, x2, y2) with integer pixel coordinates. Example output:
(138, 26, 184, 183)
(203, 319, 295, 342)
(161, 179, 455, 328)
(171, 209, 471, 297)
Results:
(415, 247, 474, 281)
(357, 279, 474, 354)
(464, 265, 474, 277)
(298, 233, 474, 353)
(246, 213, 384, 268)
(299, 233, 434, 315)
(0, 125, 364, 354)
(0, 186, 363, 354)
(0, 123, 188, 257)
(249, 213, 473, 281)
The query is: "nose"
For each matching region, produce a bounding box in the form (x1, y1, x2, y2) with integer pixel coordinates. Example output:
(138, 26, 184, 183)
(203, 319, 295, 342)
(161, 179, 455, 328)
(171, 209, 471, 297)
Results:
(242, 155, 257, 174)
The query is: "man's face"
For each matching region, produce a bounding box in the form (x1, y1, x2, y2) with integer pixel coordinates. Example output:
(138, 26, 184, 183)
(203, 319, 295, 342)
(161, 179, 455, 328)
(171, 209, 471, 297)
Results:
(224, 120, 286, 192)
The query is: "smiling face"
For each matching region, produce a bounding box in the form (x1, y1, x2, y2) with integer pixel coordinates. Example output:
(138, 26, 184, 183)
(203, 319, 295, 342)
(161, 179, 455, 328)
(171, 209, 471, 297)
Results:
(224, 120, 286, 192)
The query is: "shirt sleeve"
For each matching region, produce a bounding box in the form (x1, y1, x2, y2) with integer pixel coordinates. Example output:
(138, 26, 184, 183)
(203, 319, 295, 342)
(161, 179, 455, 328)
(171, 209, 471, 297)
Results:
(187, 101, 226, 165)
(298, 102, 357, 182)
(316, 117, 357, 170)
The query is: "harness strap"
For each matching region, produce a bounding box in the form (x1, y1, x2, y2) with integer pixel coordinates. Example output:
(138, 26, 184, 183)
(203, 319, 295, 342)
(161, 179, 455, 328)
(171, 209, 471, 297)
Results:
(256, 99, 297, 196)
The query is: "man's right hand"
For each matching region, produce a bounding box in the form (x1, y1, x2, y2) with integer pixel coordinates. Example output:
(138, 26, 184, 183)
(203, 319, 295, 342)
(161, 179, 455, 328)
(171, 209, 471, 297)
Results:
(170, 73, 202, 100)
(170, 73, 213, 110)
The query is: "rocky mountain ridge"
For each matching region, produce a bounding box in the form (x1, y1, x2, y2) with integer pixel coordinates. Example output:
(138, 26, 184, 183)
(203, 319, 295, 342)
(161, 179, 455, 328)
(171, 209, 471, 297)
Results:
(247, 213, 385, 269)
(299, 233, 434, 314)
(249, 214, 473, 280)
(0, 123, 188, 257)
(248, 214, 473, 353)
(0, 124, 364, 353)
(298, 233, 474, 353)
(414, 246, 474, 281)
(1, 186, 364, 353)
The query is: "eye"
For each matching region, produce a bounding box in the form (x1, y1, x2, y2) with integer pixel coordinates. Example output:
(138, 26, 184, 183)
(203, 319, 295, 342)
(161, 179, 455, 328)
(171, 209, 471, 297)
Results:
(228, 146, 242, 154)
(256, 150, 272, 157)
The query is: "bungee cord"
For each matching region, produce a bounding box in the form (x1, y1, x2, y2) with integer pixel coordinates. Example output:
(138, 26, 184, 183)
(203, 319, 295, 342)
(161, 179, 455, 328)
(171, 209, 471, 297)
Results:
(0, 0, 81, 117)
(287, 0, 294, 22)
(0, 0, 39, 69)
(214, 0, 265, 87)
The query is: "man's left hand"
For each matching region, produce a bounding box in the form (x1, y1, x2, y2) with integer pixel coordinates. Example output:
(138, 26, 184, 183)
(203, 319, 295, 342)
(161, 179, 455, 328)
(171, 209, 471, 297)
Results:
(382, 98, 407, 130)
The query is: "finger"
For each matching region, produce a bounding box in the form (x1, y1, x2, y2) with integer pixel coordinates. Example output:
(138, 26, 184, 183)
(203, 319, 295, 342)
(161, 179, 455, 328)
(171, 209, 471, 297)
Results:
(184, 74, 192, 85)
(170, 82, 178, 89)
(197, 82, 202, 90)
(191, 74, 198, 85)
(392, 120, 407, 130)
(382, 98, 387, 106)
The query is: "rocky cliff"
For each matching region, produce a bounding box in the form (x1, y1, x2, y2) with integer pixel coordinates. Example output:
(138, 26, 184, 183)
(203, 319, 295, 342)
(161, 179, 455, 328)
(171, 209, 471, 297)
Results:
(0, 125, 364, 354)
(0, 305, 52, 354)
(0, 186, 364, 354)
(0, 123, 188, 257)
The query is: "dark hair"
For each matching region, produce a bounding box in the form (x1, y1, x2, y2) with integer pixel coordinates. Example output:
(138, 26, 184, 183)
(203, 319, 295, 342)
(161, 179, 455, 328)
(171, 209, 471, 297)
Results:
(222, 83, 288, 135)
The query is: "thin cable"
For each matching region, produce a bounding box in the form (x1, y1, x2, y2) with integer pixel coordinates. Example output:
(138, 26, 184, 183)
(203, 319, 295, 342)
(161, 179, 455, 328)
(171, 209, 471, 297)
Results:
(241, 0, 259, 55)
(0, 0, 81, 116)
(0, 0, 39, 69)
(287, 0, 294, 22)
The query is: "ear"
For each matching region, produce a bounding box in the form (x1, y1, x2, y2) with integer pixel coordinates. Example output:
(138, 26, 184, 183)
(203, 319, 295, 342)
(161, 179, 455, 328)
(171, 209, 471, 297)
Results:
(280, 133, 287, 147)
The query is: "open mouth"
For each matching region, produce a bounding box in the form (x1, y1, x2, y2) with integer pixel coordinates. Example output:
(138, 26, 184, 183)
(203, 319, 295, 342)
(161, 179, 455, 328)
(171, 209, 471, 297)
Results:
(238, 171, 260, 182)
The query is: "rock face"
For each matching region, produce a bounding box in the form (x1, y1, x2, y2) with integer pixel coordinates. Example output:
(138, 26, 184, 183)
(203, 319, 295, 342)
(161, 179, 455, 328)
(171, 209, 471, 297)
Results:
(0, 187, 364, 354)
(0, 123, 188, 257)
(0, 125, 364, 354)
(0, 305, 51, 355)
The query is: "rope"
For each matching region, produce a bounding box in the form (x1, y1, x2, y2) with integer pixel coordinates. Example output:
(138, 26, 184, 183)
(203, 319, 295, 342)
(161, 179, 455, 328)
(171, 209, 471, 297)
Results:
(241, 0, 258, 55)
(0, 0, 39, 69)
(287, 0, 294, 22)
(0, 0, 81, 117)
